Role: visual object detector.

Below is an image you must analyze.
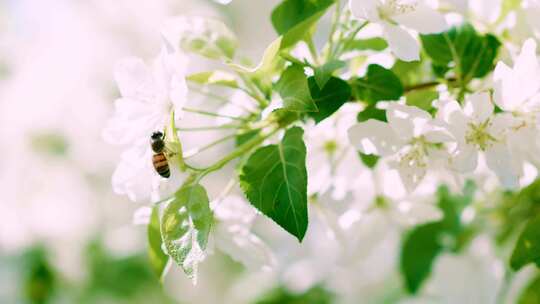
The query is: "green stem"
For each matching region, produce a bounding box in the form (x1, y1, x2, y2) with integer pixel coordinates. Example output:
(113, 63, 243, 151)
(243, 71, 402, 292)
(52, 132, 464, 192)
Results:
(176, 124, 240, 132)
(183, 107, 248, 121)
(333, 20, 369, 58)
(239, 74, 268, 108)
(189, 86, 230, 104)
(307, 37, 320, 65)
(198, 127, 280, 177)
(169, 111, 186, 171)
(184, 133, 237, 159)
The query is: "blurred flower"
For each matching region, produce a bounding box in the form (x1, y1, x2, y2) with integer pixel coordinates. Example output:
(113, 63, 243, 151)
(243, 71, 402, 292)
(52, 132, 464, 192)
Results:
(348, 103, 452, 192)
(161, 16, 238, 60)
(349, 0, 448, 61)
(306, 104, 364, 200)
(211, 196, 277, 272)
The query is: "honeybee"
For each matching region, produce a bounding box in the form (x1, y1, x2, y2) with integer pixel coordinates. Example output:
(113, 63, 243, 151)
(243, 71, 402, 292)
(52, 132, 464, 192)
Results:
(150, 131, 170, 178)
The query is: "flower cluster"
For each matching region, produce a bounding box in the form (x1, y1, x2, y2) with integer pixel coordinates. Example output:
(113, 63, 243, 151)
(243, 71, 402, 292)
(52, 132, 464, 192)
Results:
(103, 0, 540, 301)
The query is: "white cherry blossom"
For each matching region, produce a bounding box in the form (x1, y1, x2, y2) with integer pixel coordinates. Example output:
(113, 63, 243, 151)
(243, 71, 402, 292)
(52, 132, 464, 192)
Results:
(435, 93, 520, 189)
(348, 103, 452, 192)
(493, 38, 540, 167)
(103, 48, 189, 202)
(349, 0, 448, 61)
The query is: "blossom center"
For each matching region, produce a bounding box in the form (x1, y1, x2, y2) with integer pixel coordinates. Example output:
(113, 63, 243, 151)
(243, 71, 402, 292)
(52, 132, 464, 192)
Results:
(375, 195, 390, 209)
(398, 136, 440, 169)
(379, 0, 418, 20)
(465, 120, 497, 151)
(323, 140, 339, 155)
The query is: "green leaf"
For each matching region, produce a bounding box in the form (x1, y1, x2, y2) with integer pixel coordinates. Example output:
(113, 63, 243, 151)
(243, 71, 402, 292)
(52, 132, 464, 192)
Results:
(230, 37, 283, 75)
(357, 104, 387, 123)
(406, 89, 438, 113)
(392, 58, 434, 88)
(401, 222, 444, 294)
(187, 71, 238, 88)
(314, 60, 346, 89)
(148, 207, 169, 280)
(518, 274, 540, 304)
(351, 64, 404, 104)
(420, 23, 501, 83)
(161, 183, 213, 281)
(240, 127, 309, 241)
(307, 76, 351, 123)
(342, 37, 388, 52)
(359, 153, 379, 169)
(271, 0, 335, 49)
(510, 214, 540, 270)
(400, 182, 476, 294)
(276, 65, 318, 112)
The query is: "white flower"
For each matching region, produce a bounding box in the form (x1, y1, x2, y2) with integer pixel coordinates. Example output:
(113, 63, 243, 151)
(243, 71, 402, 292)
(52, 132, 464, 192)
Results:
(103, 48, 188, 149)
(493, 39, 540, 166)
(349, 0, 448, 61)
(161, 16, 237, 60)
(305, 104, 364, 200)
(348, 103, 452, 192)
(436, 93, 520, 189)
(211, 196, 276, 272)
(103, 48, 189, 202)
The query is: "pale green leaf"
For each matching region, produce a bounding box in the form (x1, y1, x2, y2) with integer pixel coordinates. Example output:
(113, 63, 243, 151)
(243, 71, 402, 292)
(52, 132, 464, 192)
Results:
(239, 127, 309, 241)
(229, 37, 283, 76)
(314, 60, 345, 89)
(187, 71, 238, 88)
(276, 65, 318, 112)
(161, 184, 213, 282)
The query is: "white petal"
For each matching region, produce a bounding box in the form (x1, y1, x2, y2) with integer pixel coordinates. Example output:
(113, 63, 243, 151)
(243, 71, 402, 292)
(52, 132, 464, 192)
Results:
(112, 147, 154, 202)
(395, 159, 427, 193)
(114, 57, 155, 100)
(133, 207, 152, 225)
(348, 120, 402, 156)
(469, 0, 502, 23)
(349, 0, 381, 21)
(392, 3, 448, 34)
(212, 196, 257, 226)
(153, 49, 189, 116)
(493, 62, 517, 111)
(452, 144, 478, 173)
(423, 120, 455, 143)
(387, 103, 432, 139)
(382, 22, 420, 62)
(464, 92, 493, 123)
(485, 143, 520, 189)
(434, 99, 469, 141)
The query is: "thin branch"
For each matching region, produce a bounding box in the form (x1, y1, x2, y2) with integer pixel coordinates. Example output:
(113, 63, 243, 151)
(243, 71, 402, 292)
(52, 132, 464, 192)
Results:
(183, 107, 248, 121)
(176, 124, 240, 132)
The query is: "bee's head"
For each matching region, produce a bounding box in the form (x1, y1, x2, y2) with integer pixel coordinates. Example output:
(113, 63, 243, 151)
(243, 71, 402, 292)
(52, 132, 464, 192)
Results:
(151, 131, 164, 141)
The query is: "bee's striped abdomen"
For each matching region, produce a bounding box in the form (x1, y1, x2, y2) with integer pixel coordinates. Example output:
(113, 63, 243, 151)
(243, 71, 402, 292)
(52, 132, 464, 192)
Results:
(152, 152, 170, 178)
